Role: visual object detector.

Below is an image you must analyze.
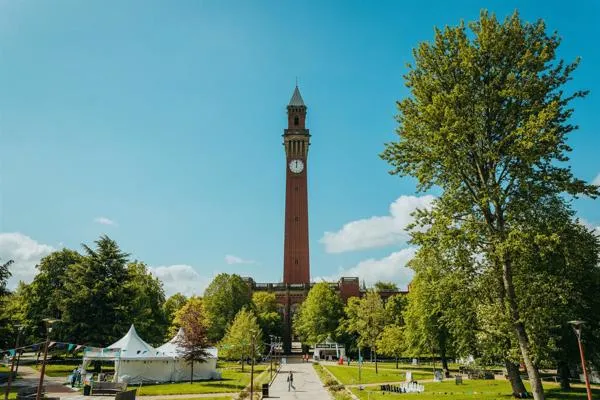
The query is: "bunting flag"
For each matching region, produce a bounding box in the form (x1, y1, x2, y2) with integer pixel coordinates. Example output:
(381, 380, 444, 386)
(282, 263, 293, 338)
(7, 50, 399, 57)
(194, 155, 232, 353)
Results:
(8, 349, 16, 357)
(68, 343, 76, 352)
(74, 345, 84, 352)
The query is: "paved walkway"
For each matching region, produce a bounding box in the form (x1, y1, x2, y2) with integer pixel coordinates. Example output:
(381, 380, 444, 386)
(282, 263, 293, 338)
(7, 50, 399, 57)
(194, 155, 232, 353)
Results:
(268, 360, 331, 400)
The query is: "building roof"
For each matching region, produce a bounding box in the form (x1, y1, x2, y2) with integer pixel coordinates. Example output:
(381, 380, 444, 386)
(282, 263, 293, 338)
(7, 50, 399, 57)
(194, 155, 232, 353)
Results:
(288, 86, 305, 106)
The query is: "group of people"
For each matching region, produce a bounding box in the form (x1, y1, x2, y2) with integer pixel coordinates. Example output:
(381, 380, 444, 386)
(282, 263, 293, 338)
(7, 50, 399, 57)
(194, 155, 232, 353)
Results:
(69, 367, 83, 388)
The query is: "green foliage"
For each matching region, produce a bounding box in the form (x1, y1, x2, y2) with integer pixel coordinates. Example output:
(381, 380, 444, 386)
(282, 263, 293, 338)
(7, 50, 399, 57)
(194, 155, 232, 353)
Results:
(385, 294, 407, 326)
(293, 282, 344, 344)
(219, 308, 263, 369)
(377, 324, 405, 359)
(164, 293, 188, 337)
(174, 296, 212, 381)
(125, 261, 168, 345)
(373, 281, 398, 292)
(60, 235, 133, 345)
(251, 292, 282, 339)
(341, 291, 386, 364)
(0, 258, 13, 297)
(203, 273, 252, 342)
(381, 11, 597, 398)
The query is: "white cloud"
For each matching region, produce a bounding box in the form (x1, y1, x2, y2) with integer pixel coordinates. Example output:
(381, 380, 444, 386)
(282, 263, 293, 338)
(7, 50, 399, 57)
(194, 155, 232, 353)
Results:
(320, 195, 436, 253)
(94, 217, 117, 226)
(225, 254, 256, 265)
(317, 247, 416, 290)
(593, 173, 600, 186)
(149, 264, 212, 297)
(0, 233, 54, 289)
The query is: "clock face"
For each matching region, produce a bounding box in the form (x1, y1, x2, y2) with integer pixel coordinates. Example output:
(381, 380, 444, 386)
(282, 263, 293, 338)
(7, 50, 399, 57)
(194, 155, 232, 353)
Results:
(289, 159, 304, 174)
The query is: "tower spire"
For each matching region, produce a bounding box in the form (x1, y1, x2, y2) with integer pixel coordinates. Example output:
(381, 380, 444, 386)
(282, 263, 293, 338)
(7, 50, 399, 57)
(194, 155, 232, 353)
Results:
(288, 85, 305, 107)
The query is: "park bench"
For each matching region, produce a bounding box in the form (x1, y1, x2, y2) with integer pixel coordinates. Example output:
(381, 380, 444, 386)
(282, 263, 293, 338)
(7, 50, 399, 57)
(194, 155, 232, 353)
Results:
(115, 389, 137, 400)
(91, 381, 127, 395)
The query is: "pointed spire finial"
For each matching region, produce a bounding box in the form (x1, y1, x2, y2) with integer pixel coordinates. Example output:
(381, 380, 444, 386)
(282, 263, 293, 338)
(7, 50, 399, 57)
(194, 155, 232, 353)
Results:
(288, 84, 305, 106)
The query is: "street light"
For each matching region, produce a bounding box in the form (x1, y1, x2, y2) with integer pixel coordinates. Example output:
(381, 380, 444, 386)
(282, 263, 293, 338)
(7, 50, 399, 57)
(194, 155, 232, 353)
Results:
(36, 319, 60, 400)
(4, 324, 24, 400)
(568, 320, 592, 400)
(249, 330, 258, 400)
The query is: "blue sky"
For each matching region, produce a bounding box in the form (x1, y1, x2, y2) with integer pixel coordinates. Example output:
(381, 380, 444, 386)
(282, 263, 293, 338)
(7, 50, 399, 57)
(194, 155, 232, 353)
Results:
(1, 0, 598, 296)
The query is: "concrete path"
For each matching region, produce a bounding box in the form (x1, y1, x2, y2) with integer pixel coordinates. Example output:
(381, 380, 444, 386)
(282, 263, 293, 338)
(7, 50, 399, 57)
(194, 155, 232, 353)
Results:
(268, 360, 331, 400)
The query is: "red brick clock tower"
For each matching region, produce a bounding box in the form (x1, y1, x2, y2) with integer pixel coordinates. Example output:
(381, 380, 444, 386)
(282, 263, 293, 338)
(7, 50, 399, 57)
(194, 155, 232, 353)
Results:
(283, 86, 311, 284)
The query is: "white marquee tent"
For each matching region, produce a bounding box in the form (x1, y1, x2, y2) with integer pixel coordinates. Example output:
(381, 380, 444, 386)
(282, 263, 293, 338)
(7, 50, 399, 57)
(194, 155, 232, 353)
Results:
(83, 325, 218, 384)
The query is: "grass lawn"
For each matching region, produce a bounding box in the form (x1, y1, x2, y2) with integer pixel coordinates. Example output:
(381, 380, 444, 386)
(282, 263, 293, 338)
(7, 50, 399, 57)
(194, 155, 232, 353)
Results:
(350, 380, 600, 399)
(33, 363, 114, 377)
(137, 365, 267, 395)
(147, 398, 232, 400)
(323, 365, 430, 385)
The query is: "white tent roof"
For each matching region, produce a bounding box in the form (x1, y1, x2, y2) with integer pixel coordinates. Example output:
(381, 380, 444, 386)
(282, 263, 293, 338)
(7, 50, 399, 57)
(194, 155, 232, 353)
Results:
(156, 328, 218, 359)
(107, 324, 157, 359)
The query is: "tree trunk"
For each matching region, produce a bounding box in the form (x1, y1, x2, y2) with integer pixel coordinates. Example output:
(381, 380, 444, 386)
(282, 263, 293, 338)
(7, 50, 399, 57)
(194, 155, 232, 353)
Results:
(502, 256, 545, 400)
(395, 356, 398, 369)
(190, 361, 194, 384)
(557, 360, 571, 391)
(505, 360, 526, 396)
(241, 357, 244, 372)
(441, 354, 450, 378)
(374, 349, 378, 374)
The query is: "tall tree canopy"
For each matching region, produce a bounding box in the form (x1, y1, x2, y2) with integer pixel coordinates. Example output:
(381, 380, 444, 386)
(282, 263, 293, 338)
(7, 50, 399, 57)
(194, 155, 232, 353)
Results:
(381, 11, 597, 400)
(203, 273, 252, 341)
(251, 292, 282, 339)
(164, 293, 188, 338)
(174, 296, 212, 383)
(293, 282, 344, 345)
(61, 235, 131, 345)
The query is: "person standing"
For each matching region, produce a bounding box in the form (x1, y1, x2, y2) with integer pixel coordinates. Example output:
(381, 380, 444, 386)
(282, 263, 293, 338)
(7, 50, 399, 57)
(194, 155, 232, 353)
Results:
(287, 371, 294, 391)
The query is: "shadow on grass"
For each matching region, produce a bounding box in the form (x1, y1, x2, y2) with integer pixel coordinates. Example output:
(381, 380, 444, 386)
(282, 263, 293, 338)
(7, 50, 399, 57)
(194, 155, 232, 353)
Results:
(545, 386, 600, 399)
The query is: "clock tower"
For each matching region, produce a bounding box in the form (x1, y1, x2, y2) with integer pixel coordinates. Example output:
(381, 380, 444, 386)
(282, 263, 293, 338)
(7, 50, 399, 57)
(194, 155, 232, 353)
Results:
(283, 86, 310, 284)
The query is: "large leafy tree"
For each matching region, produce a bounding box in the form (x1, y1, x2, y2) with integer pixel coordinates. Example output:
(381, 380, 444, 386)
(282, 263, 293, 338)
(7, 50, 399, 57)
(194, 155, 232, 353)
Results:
(219, 308, 263, 371)
(342, 290, 387, 373)
(377, 325, 405, 369)
(294, 282, 344, 345)
(124, 262, 168, 345)
(203, 273, 252, 342)
(381, 11, 597, 399)
(21, 249, 83, 340)
(374, 281, 398, 292)
(0, 258, 13, 297)
(251, 292, 282, 340)
(0, 258, 15, 348)
(61, 235, 131, 345)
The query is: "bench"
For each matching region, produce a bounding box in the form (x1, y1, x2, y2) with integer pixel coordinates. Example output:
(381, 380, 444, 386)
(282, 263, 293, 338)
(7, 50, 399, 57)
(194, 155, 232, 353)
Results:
(115, 389, 137, 400)
(91, 381, 127, 395)
(16, 386, 43, 400)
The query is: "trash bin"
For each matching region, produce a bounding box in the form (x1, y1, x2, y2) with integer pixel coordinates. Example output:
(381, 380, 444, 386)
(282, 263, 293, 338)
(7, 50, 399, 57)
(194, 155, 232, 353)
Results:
(262, 383, 269, 397)
(83, 385, 91, 396)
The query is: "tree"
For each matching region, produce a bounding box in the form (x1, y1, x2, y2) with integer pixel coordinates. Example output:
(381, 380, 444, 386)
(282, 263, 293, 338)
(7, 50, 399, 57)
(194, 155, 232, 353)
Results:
(342, 290, 386, 373)
(164, 293, 188, 338)
(377, 325, 405, 369)
(385, 294, 408, 326)
(252, 292, 282, 339)
(294, 282, 344, 345)
(219, 308, 263, 371)
(0, 258, 13, 297)
(174, 297, 212, 383)
(125, 261, 168, 345)
(203, 273, 252, 342)
(22, 249, 83, 340)
(374, 281, 398, 292)
(61, 235, 131, 345)
(381, 11, 598, 399)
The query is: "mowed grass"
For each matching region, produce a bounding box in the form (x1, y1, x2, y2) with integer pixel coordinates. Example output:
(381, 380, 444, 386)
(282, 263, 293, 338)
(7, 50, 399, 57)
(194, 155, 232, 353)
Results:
(350, 380, 600, 400)
(137, 364, 267, 395)
(33, 363, 114, 377)
(323, 365, 430, 385)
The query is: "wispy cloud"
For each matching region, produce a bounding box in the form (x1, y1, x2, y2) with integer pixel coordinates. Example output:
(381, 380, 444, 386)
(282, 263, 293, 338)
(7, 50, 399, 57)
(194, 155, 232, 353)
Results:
(592, 173, 600, 186)
(150, 264, 211, 297)
(94, 217, 117, 226)
(225, 254, 256, 265)
(320, 195, 436, 253)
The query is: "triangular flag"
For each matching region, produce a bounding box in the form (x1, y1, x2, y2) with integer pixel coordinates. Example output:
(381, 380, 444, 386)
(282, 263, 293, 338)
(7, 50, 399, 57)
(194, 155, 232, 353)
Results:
(68, 344, 75, 352)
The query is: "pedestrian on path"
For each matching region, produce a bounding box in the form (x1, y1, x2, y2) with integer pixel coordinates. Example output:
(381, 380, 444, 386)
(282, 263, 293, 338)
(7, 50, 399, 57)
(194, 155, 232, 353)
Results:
(287, 371, 294, 391)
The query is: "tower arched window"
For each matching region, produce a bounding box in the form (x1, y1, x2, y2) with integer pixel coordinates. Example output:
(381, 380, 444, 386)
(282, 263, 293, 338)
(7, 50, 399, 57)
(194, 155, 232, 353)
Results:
(294, 116, 299, 126)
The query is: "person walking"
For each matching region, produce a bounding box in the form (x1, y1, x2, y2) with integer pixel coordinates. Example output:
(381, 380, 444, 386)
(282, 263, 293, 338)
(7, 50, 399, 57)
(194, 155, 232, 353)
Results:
(287, 371, 294, 391)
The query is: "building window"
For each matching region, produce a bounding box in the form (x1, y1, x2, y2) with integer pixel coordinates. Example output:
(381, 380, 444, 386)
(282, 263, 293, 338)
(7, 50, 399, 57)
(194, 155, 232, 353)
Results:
(294, 116, 299, 126)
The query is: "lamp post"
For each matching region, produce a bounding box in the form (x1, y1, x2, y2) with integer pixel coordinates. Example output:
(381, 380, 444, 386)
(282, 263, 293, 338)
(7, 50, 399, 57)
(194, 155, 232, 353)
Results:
(4, 324, 23, 400)
(568, 321, 592, 400)
(36, 319, 59, 400)
(249, 331, 257, 400)
(269, 335, 274, 382)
